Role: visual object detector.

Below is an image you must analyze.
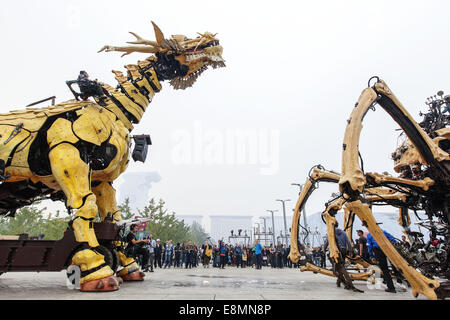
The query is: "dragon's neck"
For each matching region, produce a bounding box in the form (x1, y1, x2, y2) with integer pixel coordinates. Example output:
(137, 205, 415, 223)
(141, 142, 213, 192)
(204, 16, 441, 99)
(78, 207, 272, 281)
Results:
(102, 58, 162, 131)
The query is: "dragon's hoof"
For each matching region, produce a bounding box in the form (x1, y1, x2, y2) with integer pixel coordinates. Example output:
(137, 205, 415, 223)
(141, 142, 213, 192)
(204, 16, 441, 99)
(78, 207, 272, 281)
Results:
(120, 270, 145, 281)
(80, 276, 121, 292)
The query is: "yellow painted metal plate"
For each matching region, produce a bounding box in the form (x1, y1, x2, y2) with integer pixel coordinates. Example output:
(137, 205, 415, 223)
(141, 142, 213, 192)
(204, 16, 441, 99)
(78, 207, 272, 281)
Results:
(0, 125, 31, 164)
(73, 106, 113, 146)
(47, 118, 79, 149)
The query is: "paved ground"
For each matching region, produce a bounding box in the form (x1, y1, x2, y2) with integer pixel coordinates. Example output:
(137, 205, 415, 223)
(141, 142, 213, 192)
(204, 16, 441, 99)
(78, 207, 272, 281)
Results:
(0, 266, 425, 300)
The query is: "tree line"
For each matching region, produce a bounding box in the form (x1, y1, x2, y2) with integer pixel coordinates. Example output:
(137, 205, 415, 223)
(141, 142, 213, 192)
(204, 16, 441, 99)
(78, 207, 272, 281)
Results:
(0, 198, 209, 244)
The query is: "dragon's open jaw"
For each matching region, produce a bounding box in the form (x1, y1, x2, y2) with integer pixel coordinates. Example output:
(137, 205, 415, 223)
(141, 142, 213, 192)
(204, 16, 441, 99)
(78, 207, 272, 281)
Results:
(171, 41, 225, 90)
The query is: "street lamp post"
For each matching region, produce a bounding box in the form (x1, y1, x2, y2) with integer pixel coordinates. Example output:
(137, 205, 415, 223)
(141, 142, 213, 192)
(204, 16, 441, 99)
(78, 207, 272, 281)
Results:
(266, 209, 278, 245)
(254, 222, 261, 242)
(276, 199, 291, 245)
(291, 183, 310, 245)
(259, 216, 269, 246)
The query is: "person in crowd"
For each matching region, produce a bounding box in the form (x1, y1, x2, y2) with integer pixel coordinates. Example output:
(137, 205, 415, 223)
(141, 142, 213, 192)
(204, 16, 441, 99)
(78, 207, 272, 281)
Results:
(196, 244, 201, 266)
(255, 239, 263, 270)
(213, 244, 219, 267)
(320, 245, 327, 268)
(181, 242, 186, 267)
(154, 239, 162, 268)
(356, 229, 370, 262)
(228, 244, 233, 266)
(163, 240, 173, 268)
(251, 245, 256, 267)
(276, 242, 284, 268)
(269, 243, 276, 268)
(241, 245, 247, 268)
(305, 243, 313, 263)
(262, 246, 269, 267)
(161, 242, 166, 266)
(146, 233, 155, 272)
(313, 248, 322, 266)
(202, 241, 212, 268)
(285, 245, 292, 268)
(249, 245, 255, 267)
(324, 222, 363, 293)
(125, 224, 150, 272)
(363, 221, 404, 293)
(281, 244, 287, 267)
(174, 242, 182, 268)
(192, 243, 198, 267)
(234, 243, 243, 267)
(185, 240, 193, 269)
(401, 235, 411, 249)
(219, 240, 227, 269)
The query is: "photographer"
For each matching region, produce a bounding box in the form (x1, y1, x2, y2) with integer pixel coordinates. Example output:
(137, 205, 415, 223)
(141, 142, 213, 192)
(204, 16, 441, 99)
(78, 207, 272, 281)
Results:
(125, 224, 151, 272)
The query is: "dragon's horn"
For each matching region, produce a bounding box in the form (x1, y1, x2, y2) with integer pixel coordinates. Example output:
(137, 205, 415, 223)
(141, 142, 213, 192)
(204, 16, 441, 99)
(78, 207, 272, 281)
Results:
(127, 32, 159, 47)
(151, 21, 165, 45)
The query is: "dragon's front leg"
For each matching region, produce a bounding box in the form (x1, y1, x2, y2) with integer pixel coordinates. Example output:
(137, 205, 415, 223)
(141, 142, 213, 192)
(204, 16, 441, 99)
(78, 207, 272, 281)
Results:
(92, 181, 145, 281)
(49, 144, 120, 291)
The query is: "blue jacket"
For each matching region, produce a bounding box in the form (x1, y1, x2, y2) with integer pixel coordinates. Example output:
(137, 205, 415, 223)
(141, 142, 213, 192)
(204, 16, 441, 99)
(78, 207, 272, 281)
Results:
(219, 243, 227, 255)
(323, 228, 352, 252)
(255, 243, 263, 255)
(367, 230, 397, 258)
(234, 246, 242, 256)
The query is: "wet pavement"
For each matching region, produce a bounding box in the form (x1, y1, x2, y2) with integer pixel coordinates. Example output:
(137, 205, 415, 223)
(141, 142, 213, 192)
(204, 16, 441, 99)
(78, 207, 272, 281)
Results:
(0, 266, 426, 300)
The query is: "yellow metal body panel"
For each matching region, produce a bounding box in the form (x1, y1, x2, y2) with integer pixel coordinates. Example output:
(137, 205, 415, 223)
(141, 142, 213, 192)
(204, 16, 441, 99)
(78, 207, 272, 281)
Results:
(121, 81, 149, 107)
(0, 125, 31, 165)
(73, 105, 115, 146)
(47, 118, 79, 149)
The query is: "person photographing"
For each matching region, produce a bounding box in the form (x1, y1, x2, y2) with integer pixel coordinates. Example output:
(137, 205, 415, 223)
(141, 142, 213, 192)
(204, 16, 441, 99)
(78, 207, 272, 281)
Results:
(125, 224, 151, 272)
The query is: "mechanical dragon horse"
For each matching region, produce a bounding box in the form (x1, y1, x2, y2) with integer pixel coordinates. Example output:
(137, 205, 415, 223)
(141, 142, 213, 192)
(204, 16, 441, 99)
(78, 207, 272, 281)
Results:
(0, 21, 224, 291)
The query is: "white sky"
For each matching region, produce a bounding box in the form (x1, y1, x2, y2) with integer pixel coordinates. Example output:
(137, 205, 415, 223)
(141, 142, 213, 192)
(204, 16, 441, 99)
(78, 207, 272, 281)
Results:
(0, 0, 449, 219)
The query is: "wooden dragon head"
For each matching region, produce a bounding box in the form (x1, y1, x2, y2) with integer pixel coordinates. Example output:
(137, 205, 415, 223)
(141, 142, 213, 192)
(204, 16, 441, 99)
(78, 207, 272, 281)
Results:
(99, 21, 225, 90)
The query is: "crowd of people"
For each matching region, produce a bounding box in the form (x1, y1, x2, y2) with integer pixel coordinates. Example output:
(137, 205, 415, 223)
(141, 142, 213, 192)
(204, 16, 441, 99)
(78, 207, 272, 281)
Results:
(126, 225, 210, 272)
(126, 224, 328, 271)
(126, 222, 408, 294)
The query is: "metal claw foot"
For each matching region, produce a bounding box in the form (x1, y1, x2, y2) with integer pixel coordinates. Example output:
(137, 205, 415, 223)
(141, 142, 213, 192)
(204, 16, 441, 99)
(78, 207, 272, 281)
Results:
(120, 270, 145, 281)
(80, 275, 121, 292)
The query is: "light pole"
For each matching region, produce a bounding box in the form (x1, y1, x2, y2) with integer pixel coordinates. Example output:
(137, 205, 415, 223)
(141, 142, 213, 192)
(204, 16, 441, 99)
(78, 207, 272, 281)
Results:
(291, 183, 310, 245)
(259, 216, 270, 246)
(276, 199, 291, 245)
(266, 209, 278, 245)
(254, 222, 261, 242)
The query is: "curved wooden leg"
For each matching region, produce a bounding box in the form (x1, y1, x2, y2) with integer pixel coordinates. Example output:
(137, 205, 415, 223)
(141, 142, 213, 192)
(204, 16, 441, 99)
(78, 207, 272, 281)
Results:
(323, 212, 340, 263)
(346, 200, 440, 300)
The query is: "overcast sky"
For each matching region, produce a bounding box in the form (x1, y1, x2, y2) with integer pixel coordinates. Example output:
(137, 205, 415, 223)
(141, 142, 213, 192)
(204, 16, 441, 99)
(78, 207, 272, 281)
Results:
(1, 0, 449, 219)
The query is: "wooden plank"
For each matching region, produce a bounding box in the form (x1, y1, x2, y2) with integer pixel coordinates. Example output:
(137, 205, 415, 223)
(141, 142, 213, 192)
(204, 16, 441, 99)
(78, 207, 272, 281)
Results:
(0, 235, 19, 240)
